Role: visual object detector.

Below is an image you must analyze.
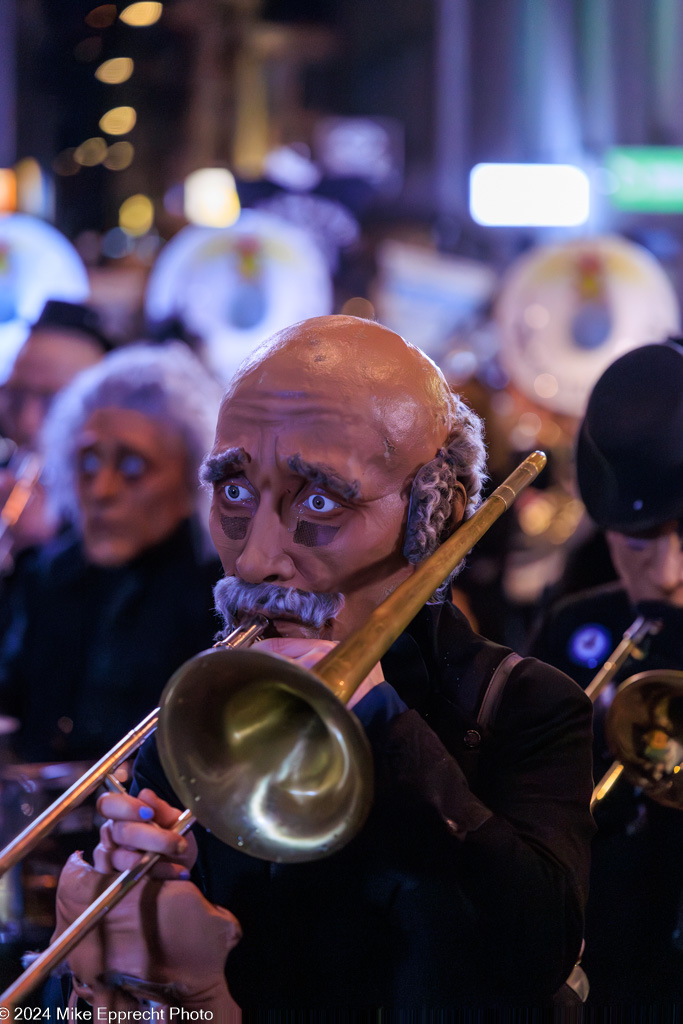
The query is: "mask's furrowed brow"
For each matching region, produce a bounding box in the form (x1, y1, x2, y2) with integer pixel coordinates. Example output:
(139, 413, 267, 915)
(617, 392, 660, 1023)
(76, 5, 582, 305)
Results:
(199, 447, 250, 486)
(288, 453, 362, 502)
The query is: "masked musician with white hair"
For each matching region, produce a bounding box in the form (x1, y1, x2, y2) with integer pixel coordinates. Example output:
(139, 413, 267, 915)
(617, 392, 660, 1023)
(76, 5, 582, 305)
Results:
(0, 343, 223, 763)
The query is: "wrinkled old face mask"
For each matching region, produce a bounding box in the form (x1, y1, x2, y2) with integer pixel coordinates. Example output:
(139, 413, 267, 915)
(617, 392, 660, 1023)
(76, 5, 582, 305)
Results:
(76, 407, 193, 567)
(204, 330, 460, 640)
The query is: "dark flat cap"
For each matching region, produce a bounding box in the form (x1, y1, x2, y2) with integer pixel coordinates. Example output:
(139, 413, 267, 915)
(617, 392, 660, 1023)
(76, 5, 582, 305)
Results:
(576, 340, 683, 532)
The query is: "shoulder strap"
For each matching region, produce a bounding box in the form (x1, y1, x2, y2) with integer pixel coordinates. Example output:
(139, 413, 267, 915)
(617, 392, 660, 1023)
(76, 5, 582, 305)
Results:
(454, 651, 523, 788)
(476, 651, 522, 731)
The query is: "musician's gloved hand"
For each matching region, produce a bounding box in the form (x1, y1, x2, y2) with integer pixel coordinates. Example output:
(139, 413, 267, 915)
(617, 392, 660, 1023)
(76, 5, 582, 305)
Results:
(54, 852, 242, 1018)
(257, 636, 385, 709)
(94, 788, 197, 879)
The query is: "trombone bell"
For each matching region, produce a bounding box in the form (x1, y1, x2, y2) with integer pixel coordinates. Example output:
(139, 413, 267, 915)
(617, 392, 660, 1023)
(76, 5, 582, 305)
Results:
(157, 648, 374, 862)
(605, 669, 683, 810)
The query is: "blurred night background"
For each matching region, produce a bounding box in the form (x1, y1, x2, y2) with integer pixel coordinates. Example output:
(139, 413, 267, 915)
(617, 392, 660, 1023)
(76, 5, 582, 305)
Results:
(2, 4, 683, 1005)
(2, 0, 683, 639)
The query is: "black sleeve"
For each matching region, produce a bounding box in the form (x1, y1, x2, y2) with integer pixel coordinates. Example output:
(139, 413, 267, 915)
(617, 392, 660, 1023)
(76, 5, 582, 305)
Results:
(369, 659, 595, 1000)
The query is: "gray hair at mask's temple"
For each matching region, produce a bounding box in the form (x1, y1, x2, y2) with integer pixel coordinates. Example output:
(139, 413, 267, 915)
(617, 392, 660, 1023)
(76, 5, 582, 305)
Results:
(402, 391, 487, 600)
(41, 342, 222, 534)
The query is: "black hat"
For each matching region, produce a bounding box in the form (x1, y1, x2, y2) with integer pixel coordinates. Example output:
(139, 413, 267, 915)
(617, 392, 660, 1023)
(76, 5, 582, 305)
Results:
(32, 300, 114, 352)
(576, 340, 683, 533)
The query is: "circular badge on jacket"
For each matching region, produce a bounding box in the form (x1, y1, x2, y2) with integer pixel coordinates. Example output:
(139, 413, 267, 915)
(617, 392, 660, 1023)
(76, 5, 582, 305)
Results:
(567, 623, 612, 669)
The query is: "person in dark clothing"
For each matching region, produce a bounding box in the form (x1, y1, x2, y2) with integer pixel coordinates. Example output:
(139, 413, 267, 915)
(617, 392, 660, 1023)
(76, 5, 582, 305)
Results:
(0, 343, 223, 762)
(530, 339, 683, 1006)
(0, 521, 221, 763)
(0, 301, 114, 645)
(55, 316, 594, 1012)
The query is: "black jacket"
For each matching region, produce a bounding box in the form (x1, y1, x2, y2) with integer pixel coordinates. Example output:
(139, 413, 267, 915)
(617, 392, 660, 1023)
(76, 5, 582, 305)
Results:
(529, 584, 683, 1004)
(0, 520, 221, 762)
(135, 601, 594, 1009)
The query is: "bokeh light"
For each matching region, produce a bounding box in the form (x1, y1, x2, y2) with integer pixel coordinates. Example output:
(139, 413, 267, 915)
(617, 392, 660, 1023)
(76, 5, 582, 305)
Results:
(74, 137, 108, 167)
(15, 158, 50, 217)
(95, 58, 134, 85)
(340, 296, 375, 318)
(104, 142, 135, 171)
(99, 107, 137, 136)
(119, 3, 163, 27)
(0, 170, 17, 213)
(533, 373, 559, 400)
(119, 194, 154, 236)
(183, 168, 240, 227)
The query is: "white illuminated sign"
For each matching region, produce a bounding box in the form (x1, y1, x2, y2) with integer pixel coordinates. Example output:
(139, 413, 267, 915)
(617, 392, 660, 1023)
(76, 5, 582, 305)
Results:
(469, 163, 590, 227)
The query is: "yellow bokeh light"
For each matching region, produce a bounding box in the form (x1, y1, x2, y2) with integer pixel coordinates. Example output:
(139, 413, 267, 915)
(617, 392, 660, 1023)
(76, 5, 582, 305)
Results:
(74, 137, 108, 167)
(119, 2, 163, 26)
(104, 141, 135, 171)
(99, 106, 137, 136)
(14, 157, 46, 216)
(183, 168, 241, 228)
(119, 193, 154, 236)
(518, 497, 554, 537)
(95, 58, 134, 85)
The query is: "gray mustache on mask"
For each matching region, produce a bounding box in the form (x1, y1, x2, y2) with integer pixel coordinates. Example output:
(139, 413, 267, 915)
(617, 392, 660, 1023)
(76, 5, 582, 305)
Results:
(213, 577, 345, 631)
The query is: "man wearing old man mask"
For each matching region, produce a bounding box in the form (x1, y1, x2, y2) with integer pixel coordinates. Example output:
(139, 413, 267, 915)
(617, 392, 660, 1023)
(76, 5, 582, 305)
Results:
(55, 316, 594, 1012)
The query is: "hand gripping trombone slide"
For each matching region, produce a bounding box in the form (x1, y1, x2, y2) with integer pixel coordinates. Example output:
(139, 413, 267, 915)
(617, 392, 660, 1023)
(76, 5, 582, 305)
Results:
(0, 451, 548, 1009)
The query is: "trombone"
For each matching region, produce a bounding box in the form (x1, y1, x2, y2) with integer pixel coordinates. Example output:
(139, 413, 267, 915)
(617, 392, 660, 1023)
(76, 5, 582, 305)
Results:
(0, 450, 42, 566)
(587, 617, 662, 811)
(0, 617, 267, 879)
(592, 666, 683, 812)
(0, 450, 547, 1008)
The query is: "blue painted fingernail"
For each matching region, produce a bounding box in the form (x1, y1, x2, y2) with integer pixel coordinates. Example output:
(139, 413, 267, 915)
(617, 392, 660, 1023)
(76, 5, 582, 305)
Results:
(179, 870, 191, 880)
(138, 806, 154, 821)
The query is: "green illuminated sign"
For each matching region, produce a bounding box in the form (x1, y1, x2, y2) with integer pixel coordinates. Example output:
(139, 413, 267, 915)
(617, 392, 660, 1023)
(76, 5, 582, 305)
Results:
(605, 147, 683, 212)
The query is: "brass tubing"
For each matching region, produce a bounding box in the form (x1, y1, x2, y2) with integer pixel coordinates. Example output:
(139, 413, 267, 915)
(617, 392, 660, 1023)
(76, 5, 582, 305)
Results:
(590, 761, 625, 812)
(0, 810, 196, 1010)
(0, 620, 266, 879)
(585, 616, 659, 704)
(587, 617, 661, 808)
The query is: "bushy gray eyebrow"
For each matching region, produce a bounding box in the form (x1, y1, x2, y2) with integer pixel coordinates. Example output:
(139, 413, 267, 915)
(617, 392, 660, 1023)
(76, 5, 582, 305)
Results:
(199, 447, 250, 485)
(287, 453, 361, 502)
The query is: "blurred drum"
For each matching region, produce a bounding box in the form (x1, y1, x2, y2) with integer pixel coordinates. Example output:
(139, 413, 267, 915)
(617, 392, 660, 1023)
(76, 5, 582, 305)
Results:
(496, 235, 681, 418)
(0, 760, 131, 945)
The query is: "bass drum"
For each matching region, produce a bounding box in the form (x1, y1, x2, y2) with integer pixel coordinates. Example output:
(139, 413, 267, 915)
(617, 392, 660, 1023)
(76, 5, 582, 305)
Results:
(0, 759, 132, 946)
(145, 209, 333, 385)
(496, 235, 681, 418)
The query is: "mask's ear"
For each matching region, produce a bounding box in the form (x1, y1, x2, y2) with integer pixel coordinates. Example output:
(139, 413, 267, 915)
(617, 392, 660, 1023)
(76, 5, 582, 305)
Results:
(403, 449, 467, 563)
